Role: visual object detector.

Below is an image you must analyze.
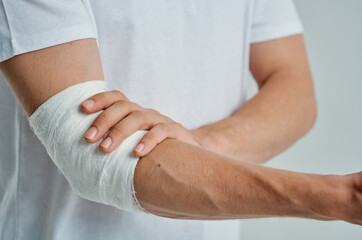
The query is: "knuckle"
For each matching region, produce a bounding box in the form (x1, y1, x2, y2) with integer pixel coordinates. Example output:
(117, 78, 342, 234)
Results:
(95, 113, 110, 124)
(121, 100, 132, 108)
(147, 108, 159, 114)
(108, 129, 126, 144)
(111, 124, 125, 135)
(114, 100, 133, 112)
(145, 132, 158, 142)
(128, 102, 142, 111)
(113, 100, 126, 108)
(172, 122, 184, 130)
(111, 90, 125, 99)
(118, 99, 129, 105)
(156, 122, 169, 131)
(132, 110, 146, 119)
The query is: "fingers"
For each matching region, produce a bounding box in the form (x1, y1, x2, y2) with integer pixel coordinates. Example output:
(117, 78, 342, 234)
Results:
(133, 122, 186, 157)
(80, 90, 188, 155)
(99, 110, 164, 153)
(84, 100, 142, 143)
(81, 90, 129, 113)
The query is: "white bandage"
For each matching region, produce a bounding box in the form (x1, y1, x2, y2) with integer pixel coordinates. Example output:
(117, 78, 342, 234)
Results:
(28, 80, 147, 212)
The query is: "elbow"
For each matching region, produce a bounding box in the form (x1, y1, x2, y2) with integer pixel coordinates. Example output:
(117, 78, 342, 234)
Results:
(310, 99, 318, 129)
(303, 92, 318, 134)
(27, 80, 148, 212)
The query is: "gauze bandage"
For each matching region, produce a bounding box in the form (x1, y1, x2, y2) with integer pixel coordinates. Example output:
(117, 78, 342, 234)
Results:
(28, 80, 147, 212)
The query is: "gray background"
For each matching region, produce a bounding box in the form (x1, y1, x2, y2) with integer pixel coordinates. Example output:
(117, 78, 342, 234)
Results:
(241, 0, 362, 239)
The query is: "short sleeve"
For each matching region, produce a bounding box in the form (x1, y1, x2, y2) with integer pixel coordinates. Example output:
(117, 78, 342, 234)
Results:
(0, 0, 97, 62)
(250, 0, 303, 43)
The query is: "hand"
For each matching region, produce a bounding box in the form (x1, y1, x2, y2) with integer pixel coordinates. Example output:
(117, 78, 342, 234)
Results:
(80, 90, 209, 156)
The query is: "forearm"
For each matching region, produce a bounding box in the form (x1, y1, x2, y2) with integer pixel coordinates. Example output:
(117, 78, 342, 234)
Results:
(192, 35, 317, 164)
(195, 69, 317, 164)
(3, 38, 359, 225)
(134, 138, 334, 221)
(20, 75, 330, 222)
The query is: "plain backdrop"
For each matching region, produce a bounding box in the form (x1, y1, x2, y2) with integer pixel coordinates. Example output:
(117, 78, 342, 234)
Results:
(240, 0, 362, 239)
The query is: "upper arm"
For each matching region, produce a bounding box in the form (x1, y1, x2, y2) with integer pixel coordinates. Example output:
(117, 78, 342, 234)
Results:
(0, 38, 104, 117)
(249, 34, 313, 89)
(248, 0, 310, 89)
(0, 0, 103, 117)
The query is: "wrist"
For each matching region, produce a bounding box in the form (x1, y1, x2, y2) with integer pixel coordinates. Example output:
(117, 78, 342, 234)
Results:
(280, 172, 352, 221)
(305, 173, 362, 224)
(190, 126, 230, 156)
(263, 169, 335, 220)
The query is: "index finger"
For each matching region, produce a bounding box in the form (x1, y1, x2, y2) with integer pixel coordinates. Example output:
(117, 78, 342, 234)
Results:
(81, 90, 129, 113)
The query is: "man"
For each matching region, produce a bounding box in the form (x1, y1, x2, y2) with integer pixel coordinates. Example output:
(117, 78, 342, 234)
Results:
(0, 1, 361, 240)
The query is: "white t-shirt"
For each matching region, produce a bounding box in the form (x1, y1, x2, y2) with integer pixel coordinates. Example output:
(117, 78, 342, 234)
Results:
(0, 0, 303, 239)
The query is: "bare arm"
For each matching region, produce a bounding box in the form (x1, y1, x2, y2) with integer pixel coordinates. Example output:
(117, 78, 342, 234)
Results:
(1, 39, 361, 225)
(135, 138, 343, 221)
(194, 34, 317, 164)
(0, 39, 104, 117)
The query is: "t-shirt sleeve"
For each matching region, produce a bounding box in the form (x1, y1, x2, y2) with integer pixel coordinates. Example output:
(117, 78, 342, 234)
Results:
(250, 0, 303, 43)
(0, 0, 97, 62)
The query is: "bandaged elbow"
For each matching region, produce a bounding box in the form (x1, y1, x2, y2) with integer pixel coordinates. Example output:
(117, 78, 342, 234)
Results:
(28, 80, 147, 212)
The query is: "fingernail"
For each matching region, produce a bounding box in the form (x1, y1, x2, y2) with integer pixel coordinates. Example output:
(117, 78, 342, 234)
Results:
(84, 127, 97, 139)
(134, 143, 144, 152)
(82, 99, 94, 108)
(100, 137, 112, 149)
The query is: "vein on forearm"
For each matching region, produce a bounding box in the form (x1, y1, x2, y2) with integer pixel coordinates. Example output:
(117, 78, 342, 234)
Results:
(133, 138, 328, 220)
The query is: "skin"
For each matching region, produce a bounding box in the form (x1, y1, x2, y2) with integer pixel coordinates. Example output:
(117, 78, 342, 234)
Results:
(80, 91, 207, 156)
(0, 38, 361, 225)
(80, 34, 316, 165)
